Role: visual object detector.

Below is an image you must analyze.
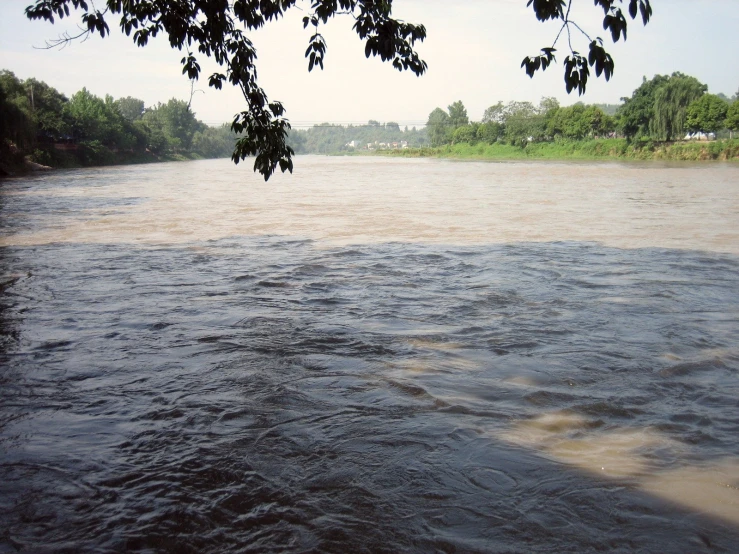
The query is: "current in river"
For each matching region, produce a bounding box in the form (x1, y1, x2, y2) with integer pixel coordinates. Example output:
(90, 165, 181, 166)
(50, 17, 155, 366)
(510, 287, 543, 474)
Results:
(1, 157, 738, 552)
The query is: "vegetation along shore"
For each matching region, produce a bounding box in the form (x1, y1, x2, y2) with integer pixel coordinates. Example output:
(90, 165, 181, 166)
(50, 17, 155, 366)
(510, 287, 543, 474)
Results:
(372, 139, 739, 162)
(0, 70, 236, 177)
(298, 72, 738, 162)
(2, 69, 738, 177)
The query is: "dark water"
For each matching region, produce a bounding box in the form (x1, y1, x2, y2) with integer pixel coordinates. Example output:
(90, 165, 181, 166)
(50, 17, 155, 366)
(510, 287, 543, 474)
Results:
(1, 159, 738, 552)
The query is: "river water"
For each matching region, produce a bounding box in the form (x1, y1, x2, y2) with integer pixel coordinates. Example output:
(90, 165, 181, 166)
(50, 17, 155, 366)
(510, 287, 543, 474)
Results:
(1, 157, 738, 552)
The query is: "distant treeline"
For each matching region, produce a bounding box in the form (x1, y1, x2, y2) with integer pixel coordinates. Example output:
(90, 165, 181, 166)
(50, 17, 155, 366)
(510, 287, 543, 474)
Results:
(426, 73, 738, 149)
(277, 72, 738, 156)
(4, 69, 737, 173)
(0, 69, 235, 173)
(287, 120, 428, 154)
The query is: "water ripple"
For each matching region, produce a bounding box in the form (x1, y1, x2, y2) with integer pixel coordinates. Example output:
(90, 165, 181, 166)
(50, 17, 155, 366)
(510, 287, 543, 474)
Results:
(1, 159, 739, 551)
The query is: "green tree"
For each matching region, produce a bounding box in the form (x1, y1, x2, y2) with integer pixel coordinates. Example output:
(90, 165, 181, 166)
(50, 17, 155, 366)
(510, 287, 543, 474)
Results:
(685, 94, 729, 136)
(539, 97, 560, 117)
(24, 78, 70, 139)
(539, 97, 560, 137)
(25, 0, 654, 179)
(587, 105, 615, 136)
(617, 74, 670, 139)
(482, 102, 505, 124)
(447, 101, 469, 129)
(137, 112, 169, 154)
(650, 73, 706, 141)
(725, 101, 739, 138)
(116, 96, 145, 122)
(452, 123, 479, 144)
(64, 88, 109, 142)
(0, 71, 34, 150)
(426, 108, 451, 147)
(155, 98, 204, 151)
(501, 101, 544, 146)
(548, 104, 585, 139)
(476, 121, 504, 144)
(3, 69, 232, 165)
(0, 70, 27, 99)
(191, 124, 236, 158)
(63, 88, 135, 148)
(0, 71, 70, 142)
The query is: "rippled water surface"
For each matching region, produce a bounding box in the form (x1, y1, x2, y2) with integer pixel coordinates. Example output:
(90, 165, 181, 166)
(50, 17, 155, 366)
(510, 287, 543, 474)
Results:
(1, 157, 738, 552)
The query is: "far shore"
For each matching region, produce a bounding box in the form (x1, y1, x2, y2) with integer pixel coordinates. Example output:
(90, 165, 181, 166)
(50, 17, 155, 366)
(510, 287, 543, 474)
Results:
(4, 138, 737, 179)
(359, 138, 739, 163)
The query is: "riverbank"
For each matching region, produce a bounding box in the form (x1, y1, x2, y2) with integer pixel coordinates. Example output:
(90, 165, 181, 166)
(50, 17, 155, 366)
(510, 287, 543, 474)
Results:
(0, 145, 216, 178)
(370, 138, 739, 162)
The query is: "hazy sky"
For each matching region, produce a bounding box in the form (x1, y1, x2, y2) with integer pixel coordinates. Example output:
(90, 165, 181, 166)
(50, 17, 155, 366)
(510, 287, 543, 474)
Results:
(1, 0, 737, 127)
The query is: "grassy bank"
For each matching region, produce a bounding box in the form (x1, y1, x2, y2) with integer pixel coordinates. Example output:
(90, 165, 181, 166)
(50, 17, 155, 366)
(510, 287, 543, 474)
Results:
(374, 138, 739, 162)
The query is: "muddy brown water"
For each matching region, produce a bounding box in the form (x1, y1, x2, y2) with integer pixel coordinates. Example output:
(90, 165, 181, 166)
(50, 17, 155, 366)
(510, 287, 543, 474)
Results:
(1, 157, 738, 552)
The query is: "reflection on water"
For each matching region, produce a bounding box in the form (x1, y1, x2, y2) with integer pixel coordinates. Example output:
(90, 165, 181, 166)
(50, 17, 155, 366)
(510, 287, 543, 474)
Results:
(1, 158, 738, 552)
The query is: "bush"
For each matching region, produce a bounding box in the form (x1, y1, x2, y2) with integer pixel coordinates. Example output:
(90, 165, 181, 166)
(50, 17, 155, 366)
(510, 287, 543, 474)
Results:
(77, 140, 115, 165)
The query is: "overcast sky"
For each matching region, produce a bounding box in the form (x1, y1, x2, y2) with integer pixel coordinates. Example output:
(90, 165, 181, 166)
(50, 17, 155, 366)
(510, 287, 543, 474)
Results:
(1, 0, 737, 128)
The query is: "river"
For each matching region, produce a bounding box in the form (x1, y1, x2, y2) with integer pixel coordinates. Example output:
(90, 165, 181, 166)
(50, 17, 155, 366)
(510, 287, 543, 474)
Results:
(1, 156, 738, 552)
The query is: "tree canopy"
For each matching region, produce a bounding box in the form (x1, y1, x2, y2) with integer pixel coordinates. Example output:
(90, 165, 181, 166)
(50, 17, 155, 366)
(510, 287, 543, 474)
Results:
(617, 74, 668, 139)
(116, 96, 145, 123)
(426, 107, 451, 147)
(726, 102, 739, 136)
(421, 70, 739, 150)
(685, 94, 729, 136)
(0, 69, 236, 169)
(617, 72, 710, 141)
(447, 101, 469, 129)
(650, 73, 706, 141)
(23, 0, 657, 179)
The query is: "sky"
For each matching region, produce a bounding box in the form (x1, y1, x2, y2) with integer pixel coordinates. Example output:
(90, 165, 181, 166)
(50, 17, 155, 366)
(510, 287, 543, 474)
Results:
(1, 0, 738, 128)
